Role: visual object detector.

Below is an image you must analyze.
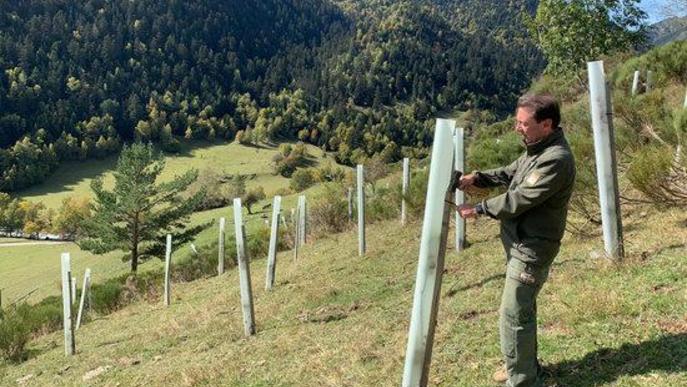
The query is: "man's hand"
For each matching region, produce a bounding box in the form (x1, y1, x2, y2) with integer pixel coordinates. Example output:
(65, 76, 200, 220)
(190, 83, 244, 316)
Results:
(457, 204, 478, 219)
(458, 173, 478, 191)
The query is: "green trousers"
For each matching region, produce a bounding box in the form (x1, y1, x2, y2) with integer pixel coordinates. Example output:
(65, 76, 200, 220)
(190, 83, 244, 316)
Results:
(499, 257, 550, 387)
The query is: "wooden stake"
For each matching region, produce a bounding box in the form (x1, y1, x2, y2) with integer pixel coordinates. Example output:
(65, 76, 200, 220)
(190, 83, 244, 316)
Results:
(61, 253, 75, 356)
(588, 60, 624, 260)
(402, 118, 455, 387)
(218, 217, 226, 275)
(164, 234, 172, 306)
(292, 206, 299, 261)
(71, 276, 77, 305)
(347, 187, 353, 221)
(402, 158, 410, 226)
(76, 268, 91, 330)
(357, 164, 366, 256)
(266, 196, 281, 290)
(454, 127, 466, 251)
(233, 198, 256, 336)
(298, 195, 307, 246)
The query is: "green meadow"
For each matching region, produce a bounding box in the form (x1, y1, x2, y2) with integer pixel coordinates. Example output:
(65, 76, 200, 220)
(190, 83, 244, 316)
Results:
(16, 141, 331, 210)
(1, 141, 338, 305)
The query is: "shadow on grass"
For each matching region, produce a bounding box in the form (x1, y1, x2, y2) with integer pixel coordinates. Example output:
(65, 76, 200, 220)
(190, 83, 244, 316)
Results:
(17, 156, 118, 198)
(237, 142, 271, 151)
(446, 258, 584, 297)
(548, 333, 687, 386)
(446, 273, 505, 297)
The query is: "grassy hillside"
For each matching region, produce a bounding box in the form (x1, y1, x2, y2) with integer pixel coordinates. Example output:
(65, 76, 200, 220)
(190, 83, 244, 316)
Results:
(0, 193, 685, 385)
(16, 141, 330, 210)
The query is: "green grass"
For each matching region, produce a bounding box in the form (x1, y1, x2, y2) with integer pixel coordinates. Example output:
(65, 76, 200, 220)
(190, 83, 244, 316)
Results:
(0, 242, 149, 305)
(16, 140, 331, 209)
(0, 181, 324, 306)
(0, 238, 25, 244)
(1, 197, 685, 386)
(0, 141, 337, 305)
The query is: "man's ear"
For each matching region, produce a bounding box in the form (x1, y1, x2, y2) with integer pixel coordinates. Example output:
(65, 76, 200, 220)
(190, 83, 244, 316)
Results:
(542, 118, 553, 131)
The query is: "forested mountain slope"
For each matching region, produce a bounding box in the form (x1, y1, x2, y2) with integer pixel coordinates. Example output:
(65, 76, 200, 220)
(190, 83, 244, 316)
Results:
(0, 0, 543, 191)
(649, 15, 687, 46)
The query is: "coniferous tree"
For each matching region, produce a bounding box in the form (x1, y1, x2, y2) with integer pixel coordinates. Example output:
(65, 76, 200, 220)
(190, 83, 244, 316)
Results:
(79, 143, 209, 272)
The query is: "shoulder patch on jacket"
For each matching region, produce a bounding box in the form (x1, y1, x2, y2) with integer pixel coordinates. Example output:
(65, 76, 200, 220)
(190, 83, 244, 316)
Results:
(525, 171, 542, 186)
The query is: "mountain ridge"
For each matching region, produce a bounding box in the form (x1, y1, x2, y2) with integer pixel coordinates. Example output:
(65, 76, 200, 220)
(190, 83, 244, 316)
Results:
(649, 15, 687, 45)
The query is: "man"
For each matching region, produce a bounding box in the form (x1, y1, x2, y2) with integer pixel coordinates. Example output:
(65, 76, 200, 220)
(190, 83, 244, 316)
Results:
(456, 94, 575, 386)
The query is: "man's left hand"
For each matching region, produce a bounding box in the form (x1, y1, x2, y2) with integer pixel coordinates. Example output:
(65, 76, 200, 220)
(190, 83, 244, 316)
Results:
(457, 204, 478, 219)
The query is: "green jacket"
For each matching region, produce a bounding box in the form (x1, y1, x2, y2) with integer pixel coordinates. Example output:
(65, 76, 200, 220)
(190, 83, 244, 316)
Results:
(476, 128, 575, 266)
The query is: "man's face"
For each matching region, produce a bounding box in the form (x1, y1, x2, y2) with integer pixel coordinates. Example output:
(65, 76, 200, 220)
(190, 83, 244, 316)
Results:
(515, 107, 553, 145)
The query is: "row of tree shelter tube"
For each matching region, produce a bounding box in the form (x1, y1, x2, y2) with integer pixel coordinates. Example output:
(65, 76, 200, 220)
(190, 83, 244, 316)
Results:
(58, 150, 445, 353)
(57, 60, 679, 386)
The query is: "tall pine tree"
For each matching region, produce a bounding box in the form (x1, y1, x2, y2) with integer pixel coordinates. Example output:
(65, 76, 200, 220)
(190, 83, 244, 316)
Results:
(79, 143, 209, 272)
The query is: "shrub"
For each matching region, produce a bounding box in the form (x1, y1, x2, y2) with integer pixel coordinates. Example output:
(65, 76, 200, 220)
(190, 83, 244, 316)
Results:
(90, 281, 124, 314)
(467, 130, 522, 172)
(528, 72, 585, 103)
(350, 148, 367, 164)
(272, 153, 297, 177)
(627, 145, 673, 201)
(367, 185, 399, 222)
(273, 142, 308, 177)
(627, 137, 687, 208)
(15, 300, 62, 335)
(235, 130, 245, 144)
(236, 129, 254, 145)
(297, 129, 309, 141)
(399, 168, 429, 221)
(0, 297, 66, 363)
(0, 309, 30, 362)
(312, 162, 346, 183)
(379, 141, 400, 163)
(227, 174, 247, 201)
(613, 91, 674, 151)
(563, 128, 603, 230)
(364, 155, 389, 192)
(246, 224, 271, 259)
(278, 143, 293, 157)
(309, 183, 351, 236)
(172, 240, 226, 281)
(290, 169, 315, 192)
(243, 186, 266, 214)
(187, 169, 232, 210)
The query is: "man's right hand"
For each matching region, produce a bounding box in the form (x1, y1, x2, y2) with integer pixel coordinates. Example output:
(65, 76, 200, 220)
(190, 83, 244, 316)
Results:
(458, 172, 478, 191)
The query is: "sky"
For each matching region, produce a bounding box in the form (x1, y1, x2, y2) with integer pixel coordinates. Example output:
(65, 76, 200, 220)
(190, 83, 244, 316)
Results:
(640, 0, 685, 24)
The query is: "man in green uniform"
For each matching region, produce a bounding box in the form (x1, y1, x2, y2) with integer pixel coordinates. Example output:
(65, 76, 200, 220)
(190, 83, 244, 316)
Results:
(456, 94, 575, 386)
